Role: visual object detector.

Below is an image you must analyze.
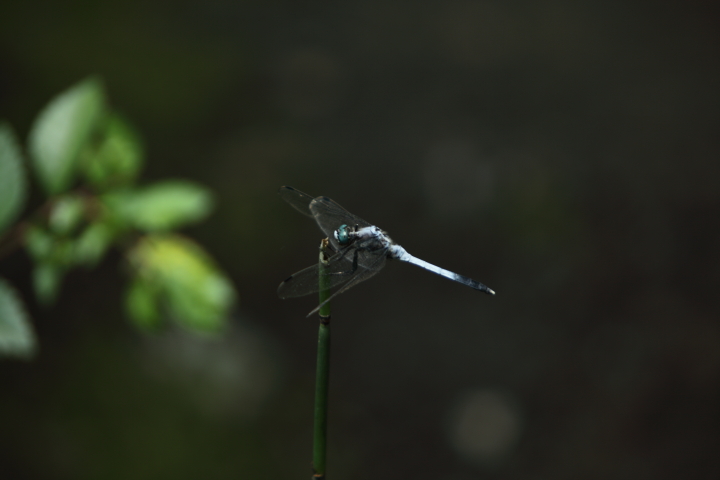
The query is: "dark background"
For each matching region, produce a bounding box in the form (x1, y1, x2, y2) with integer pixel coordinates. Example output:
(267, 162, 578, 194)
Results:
(1, 1, 719, 479)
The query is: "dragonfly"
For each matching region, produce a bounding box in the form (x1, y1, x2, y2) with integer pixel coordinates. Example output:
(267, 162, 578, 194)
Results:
(277, 186, 495, 316)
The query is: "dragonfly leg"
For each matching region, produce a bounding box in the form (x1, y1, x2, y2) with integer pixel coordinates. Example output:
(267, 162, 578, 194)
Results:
(325, 248, 360, 278)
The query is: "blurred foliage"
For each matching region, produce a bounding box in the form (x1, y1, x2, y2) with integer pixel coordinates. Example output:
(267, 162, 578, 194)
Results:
(0, 77, 236, 357)
(0, 278, 34, 358)
(28, 78, 105, 195)
(126, 234, 235, 332)
(0, 123, 27, 234)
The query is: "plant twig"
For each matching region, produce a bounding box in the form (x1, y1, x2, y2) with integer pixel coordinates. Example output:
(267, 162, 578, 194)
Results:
(312, 238, 332, 479)
(0, 221, 29, 260)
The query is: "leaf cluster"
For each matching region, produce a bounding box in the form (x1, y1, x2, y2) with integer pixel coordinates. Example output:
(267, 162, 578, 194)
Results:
(0, 78, 236, 358)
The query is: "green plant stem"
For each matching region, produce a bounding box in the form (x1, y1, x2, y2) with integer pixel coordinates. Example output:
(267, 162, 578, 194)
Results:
(313, 239, 332, 479)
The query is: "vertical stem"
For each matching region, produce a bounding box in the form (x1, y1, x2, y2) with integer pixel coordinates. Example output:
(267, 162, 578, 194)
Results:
(313, 239, 332, 479)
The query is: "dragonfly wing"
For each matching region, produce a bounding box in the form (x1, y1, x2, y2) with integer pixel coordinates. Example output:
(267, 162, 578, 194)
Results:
(278, 186, 316, 218)
(278, 245, 365, 298)
(306, 252, 387, 316)
(278, 187, 373, 250)
(309, 196, 373, 249)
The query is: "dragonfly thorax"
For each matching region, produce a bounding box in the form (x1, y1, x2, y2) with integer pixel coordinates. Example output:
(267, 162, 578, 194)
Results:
(334, 225, 393, 251)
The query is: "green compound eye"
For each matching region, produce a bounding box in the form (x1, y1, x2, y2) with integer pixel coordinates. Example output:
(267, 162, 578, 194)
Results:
(334, 224, 351, 245)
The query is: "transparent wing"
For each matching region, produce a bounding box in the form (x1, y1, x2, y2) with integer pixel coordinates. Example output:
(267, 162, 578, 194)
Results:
(309, 196, 373, 249)
(278, 244, 384, 299)
(277, 246, 355, 298)
(305, 251, 387, 317)
(278, 263, 347, 298)
(279, 186, 374, 250)
(278, 185, 315, 218)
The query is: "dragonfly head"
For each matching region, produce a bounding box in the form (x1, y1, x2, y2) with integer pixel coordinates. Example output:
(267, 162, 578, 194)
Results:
(334, 224, 352, 245)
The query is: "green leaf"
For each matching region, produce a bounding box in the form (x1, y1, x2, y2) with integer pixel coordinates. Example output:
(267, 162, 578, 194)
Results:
(0, 123, 27, 235)
(74, 222, 114, 267)
(33, 263, 63, 306)
(83, 113, 143, 189)
(28, 77, 105, 195)
(128, 234, 235, 332)
(103, 180, 214, 231)
(49, 194, 86, 236)
(26, 225, 75, 267)
(165, 271, 235, 331)
(125, 277, 161, 330)
(0, 277, 37, 358)
(24, 225, 54, 261)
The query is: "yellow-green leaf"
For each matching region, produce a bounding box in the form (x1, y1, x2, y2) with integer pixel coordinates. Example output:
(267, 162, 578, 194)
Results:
(125, 277, 161, 330)
(128, 234, 235, 332)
